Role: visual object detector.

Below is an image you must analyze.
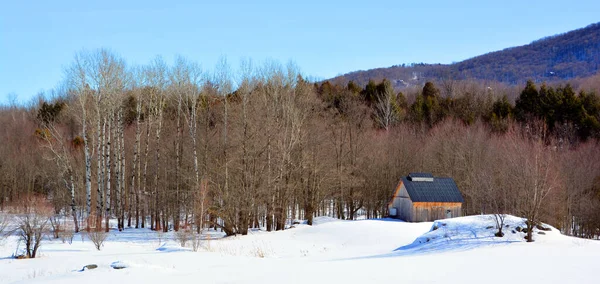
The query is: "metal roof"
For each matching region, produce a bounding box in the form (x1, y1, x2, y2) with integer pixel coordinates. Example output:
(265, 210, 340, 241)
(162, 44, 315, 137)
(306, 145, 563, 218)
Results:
(401, 175, 464, 203)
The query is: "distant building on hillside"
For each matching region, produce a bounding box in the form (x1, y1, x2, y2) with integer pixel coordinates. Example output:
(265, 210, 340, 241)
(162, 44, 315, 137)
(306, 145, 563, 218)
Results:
(388, 173, 464, 222)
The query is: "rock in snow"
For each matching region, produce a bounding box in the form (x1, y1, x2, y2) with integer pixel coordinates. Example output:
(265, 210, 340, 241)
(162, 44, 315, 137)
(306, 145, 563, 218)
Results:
(80, 264, 98, 272)
(110, 261, 129, 270)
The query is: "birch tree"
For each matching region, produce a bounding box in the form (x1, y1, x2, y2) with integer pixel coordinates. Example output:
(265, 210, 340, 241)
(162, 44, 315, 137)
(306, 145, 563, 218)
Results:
(143, 57, 168, 231)
(68, 49, 126, 231)
(66, 58, 93, 226)
(36, 99, 80, 233)
(171, 57, 205, 232)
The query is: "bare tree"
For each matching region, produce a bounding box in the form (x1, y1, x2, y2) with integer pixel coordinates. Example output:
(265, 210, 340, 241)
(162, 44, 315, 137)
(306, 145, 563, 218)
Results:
(171, 57, 205, 233)
(143, 57, 168, 231)
(69, 49, 126, 231)
(558, 142, 600, 236)
(214, 57, 234, 234)
(503, 126, 560, 242)
(373, 82, 399, 131)
(129, 81, 143, 228)
(36, 99, 80, 233)
(65, 56, 93, 226)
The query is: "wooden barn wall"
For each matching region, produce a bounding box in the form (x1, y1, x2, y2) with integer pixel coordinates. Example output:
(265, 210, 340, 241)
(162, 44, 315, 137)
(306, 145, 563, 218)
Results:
(411, 202, 462, 222)
(389, 183, 413, 221)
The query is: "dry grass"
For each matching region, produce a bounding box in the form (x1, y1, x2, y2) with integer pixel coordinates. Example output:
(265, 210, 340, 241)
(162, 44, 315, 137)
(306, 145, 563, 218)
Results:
(206, 240, 273, 258)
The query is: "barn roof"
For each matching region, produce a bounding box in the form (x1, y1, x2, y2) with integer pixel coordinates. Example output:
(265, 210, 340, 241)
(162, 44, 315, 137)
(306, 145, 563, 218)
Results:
(401, 174, 464, 203)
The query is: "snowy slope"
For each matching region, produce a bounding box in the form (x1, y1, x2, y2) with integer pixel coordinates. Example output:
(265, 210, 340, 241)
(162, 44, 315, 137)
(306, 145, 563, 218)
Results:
(206, 217, 431, 259)
(0, 215, 598, 284)
(393, 215, 563, 255)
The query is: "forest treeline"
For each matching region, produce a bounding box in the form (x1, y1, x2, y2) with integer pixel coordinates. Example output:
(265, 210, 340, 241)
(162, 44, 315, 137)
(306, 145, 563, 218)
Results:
(1, 49, 600, 238)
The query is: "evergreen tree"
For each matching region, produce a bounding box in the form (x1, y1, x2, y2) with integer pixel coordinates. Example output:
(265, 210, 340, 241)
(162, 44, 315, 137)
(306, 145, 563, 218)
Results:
(347, 80, 361, 95)
(557, 85, 580, 123)
(515, 80, 542, 121)
(361, 80, 378, 104)
(539, 83, 561, 130)
(491, 95, 513, 119)
(422, 81, 440, 98)
(579, 90, 600, 139)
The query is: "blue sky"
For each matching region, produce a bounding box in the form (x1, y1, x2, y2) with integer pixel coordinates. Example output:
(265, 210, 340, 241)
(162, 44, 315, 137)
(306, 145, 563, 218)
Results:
(1, 0, 600, 104)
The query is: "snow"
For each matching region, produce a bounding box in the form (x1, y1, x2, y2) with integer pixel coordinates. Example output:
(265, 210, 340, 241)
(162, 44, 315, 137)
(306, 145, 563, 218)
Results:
(394, 215, 562, 255)
(0, 215, 598, 284)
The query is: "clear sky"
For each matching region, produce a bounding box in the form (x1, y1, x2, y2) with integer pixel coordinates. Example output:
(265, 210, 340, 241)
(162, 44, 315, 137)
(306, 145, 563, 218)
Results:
(1, 0, 600, 104)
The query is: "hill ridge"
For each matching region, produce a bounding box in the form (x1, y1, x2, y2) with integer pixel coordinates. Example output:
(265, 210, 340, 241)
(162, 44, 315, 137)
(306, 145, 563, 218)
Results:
(331, 22, 600, 87)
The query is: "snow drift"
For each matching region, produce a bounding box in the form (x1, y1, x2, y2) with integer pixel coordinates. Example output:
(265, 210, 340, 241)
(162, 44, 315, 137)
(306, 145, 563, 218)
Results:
(393, 215, 561, 255)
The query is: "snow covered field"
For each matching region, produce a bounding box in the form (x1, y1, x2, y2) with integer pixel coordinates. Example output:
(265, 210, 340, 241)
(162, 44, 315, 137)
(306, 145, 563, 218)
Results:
(1, 215, 598, 284)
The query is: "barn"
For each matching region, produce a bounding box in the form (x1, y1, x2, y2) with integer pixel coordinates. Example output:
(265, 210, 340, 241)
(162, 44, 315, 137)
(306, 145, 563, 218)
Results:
(388, 173, 464, 222)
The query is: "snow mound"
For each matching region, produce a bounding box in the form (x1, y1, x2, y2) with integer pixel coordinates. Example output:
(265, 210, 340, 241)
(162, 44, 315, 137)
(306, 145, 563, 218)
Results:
(207, 218, 430, 259)
(156, 242, 191, 252)
(110, 261, 129, 269)
(311, 216, 343, 225)
(395, 215, 561, 255)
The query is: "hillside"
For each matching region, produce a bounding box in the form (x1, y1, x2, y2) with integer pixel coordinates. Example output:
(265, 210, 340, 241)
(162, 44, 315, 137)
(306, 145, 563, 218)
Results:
(1, 215, 598, 283)
(332, 22, 600, 87)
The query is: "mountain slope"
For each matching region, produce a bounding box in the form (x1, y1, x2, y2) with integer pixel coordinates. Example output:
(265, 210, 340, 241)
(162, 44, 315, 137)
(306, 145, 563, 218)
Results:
(332, 22, 600, 86)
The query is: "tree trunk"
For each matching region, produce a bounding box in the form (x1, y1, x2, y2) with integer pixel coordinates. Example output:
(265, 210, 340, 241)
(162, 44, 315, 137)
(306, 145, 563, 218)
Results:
(115, 110, 122, 231)
(117, 109, 125, 231)
(82, 102, 92, 227)
(67, 169, 80, 233)
(142, 110, 152, 229)
(174, 97, 182, 231)
(526, 219, 534, 242)
(188, 98, 203, 234)
(131, 95, 141, 228)
(105, 113, 112, 233)
(266, 125, 273, 232)
(96, 110, 105, 230)
(153, 94, 164, 231)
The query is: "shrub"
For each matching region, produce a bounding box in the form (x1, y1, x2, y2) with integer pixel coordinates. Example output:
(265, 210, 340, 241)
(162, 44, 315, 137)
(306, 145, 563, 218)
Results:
(156, 229, 165, 246)
(175, 227, 192, 247)
(15, 196, 52, 258)
(191, 232, 201, 252)
(88, 229, 108, 250)
(49, 215, 62, 239)
(59, 223, 75, 244)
